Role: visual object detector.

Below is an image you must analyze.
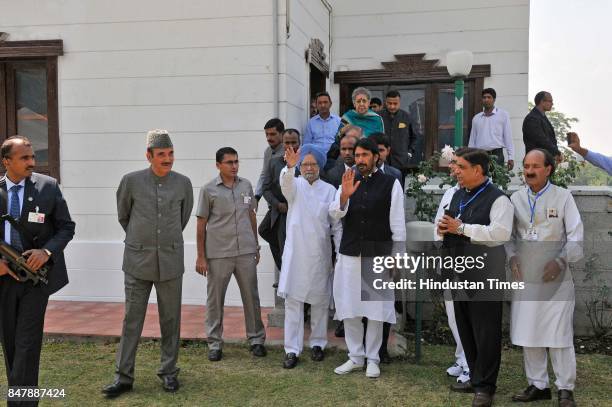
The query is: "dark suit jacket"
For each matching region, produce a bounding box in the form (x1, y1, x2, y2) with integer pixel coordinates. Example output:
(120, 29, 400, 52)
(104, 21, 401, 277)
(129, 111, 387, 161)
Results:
(522, 107, 560, 156)
(0, 173, 76, 295)
(322, 159, 349, 189)
(380, 108, 417, 171)
(262, 156, 299, 226)
(380, 163, 403, 186)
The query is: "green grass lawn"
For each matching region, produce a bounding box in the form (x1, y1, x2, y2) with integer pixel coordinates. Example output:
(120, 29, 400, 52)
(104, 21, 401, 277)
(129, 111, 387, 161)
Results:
(1, 340, 611, 406)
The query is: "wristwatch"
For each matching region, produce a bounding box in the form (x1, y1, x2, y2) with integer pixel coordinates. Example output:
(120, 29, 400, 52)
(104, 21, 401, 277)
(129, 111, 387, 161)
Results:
(43, 248, 52, 257)
(457, 223, 465, 235)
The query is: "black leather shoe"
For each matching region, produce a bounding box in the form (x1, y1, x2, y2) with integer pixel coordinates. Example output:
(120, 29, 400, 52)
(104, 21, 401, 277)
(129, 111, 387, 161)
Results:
(101, 380, 133, 398)
(162, 376, 180, 393)
(251, 344, 267, 357)
(311, 346, 324, 362)
(450, 380, 474, 393)
(472, 391, 493, 407)
(379, 348, 391, 364)
(334, 321, 345, 337)
(283, 353, 298, 369)
(511, 385, 551, 402)
(208, 349, 223, 362)
(558, 390, 576, 407)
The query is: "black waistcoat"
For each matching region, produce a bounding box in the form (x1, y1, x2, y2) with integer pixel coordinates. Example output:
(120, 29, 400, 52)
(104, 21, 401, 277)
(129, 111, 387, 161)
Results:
(443, 179, 506, 248)
(443, 179, 508, 299)
(339, 170, 396, 257)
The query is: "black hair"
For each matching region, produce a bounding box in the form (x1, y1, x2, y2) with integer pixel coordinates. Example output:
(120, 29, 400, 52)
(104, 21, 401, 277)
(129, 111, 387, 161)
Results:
(1, 136, 32, 159)
(385, 90, 401, 99)
(354, 137, 379, 155)
(369, 132, 390, 148)
(370, 97, 382, 106)
(216, 147, 238, 163)
(534, 91, 550, 106)
(455, 147, 490, 176)
(482, 88, 496, 99)
(264, 118, 285, 133)
(524, 148, 556, 177)
(315, 91, 332, 103)
(282, 128, 301, 143)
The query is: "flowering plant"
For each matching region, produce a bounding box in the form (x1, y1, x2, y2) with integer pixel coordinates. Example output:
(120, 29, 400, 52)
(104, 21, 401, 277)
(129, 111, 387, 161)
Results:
(405, 145, 515, 222)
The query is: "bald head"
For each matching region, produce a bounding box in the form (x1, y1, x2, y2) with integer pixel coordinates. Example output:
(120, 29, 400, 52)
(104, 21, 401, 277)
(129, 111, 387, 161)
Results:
(523, 148, 555, 191)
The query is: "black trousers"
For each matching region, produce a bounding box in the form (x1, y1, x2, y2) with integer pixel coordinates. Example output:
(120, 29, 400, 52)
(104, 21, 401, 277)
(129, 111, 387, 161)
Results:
(487, 148, 505, 166)
(454, 300, 502, 395)
(0, 277, 49, 406)
(258, 210, 284, 270)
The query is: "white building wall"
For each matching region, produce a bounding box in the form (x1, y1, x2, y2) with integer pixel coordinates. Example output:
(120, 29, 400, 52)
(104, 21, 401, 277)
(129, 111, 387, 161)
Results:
(329, 0, 529, 160)
(282, 0, 331, 130)
(0, 0, 526, 306)
(0, 0, 293, 306)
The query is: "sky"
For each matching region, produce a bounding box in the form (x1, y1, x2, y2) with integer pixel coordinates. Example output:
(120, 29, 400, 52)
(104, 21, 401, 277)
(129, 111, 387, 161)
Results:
(530, 0, 612, 154)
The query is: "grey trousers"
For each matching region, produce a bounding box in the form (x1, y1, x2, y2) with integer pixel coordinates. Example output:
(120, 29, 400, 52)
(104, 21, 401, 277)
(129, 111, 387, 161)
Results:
(206, 254, 266, 350)
(115, 273, 182, 384)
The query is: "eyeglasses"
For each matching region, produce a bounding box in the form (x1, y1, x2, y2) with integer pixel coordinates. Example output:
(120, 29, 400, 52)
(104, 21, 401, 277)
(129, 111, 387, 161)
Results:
(301, 163, 318, 168)
(222, 160, 239, 165)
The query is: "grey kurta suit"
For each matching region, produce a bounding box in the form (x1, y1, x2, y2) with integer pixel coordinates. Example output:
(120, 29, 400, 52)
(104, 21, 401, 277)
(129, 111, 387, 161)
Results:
(117, 168, 194, 281)
(114, 168, 194, 384)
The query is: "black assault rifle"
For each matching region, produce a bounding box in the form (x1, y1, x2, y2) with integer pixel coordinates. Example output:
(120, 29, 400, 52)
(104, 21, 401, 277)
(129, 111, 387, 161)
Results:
(0, 214, 49, 285)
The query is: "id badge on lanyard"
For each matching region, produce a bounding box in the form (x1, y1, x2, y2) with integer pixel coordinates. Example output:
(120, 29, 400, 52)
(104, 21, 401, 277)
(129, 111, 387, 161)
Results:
(526, 182, 551, 242)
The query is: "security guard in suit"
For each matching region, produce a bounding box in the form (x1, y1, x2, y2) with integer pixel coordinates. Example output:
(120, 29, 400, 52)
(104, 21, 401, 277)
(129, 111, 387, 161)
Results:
(0, 136, 76, 406)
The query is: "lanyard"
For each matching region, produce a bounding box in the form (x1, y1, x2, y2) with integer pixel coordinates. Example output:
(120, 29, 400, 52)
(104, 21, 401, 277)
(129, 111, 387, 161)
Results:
(527, 181, 551, 225)
(458, 179, 491, 218)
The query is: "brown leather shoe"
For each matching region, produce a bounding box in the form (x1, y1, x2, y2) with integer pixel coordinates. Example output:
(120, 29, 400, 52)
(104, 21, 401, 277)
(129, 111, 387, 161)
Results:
(472, 391, 493, 407)
(511, 385, 552, 402)
(558, 390, 576, 407)
(450, 380, 474, 393)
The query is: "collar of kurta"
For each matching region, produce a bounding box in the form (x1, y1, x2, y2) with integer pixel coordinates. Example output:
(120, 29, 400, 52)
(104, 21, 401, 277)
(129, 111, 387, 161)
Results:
(148, 167, 172, 182)
(356, 167, 379, 181)
(464, 177, 490, 195)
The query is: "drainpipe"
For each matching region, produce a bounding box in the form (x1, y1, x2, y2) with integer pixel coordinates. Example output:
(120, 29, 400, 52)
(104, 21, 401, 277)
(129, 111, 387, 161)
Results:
(320, 0, 332, 83)
(272, 0, 280, 117)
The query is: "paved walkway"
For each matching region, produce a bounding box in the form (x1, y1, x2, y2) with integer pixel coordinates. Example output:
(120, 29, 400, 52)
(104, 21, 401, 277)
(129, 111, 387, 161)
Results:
(43, 301, 363, 349)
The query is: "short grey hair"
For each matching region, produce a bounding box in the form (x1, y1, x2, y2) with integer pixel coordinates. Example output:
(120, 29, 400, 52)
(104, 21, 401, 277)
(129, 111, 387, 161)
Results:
(351, 87, 371, 103)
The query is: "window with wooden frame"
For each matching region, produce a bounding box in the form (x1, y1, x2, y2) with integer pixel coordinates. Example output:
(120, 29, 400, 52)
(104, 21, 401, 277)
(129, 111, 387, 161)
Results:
(334, 54, 490, 169)
(0, 40, 63, 180)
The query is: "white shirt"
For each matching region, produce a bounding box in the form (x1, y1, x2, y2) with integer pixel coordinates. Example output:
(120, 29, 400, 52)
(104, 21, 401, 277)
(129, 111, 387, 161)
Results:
(3, 177, 26, 246)
(468, 107, 514, 160)
(461, 195, 514, 245)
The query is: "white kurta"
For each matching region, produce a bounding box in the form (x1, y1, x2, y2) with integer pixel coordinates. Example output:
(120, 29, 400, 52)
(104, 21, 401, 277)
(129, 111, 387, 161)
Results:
(277, 166, 341, 305)
(507, 183, 584, 347)
(329, 175, 406, 323)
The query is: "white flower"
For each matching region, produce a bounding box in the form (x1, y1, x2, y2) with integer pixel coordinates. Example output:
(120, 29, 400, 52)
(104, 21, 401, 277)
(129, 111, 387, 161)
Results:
(441, 145, 455, 161)
(559, 161, 570, 170)
(417, 174, 428, 183)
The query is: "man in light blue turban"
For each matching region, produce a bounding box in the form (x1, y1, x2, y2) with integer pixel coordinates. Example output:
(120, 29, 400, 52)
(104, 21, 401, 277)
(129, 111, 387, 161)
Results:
(299, 144, 327, 172)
